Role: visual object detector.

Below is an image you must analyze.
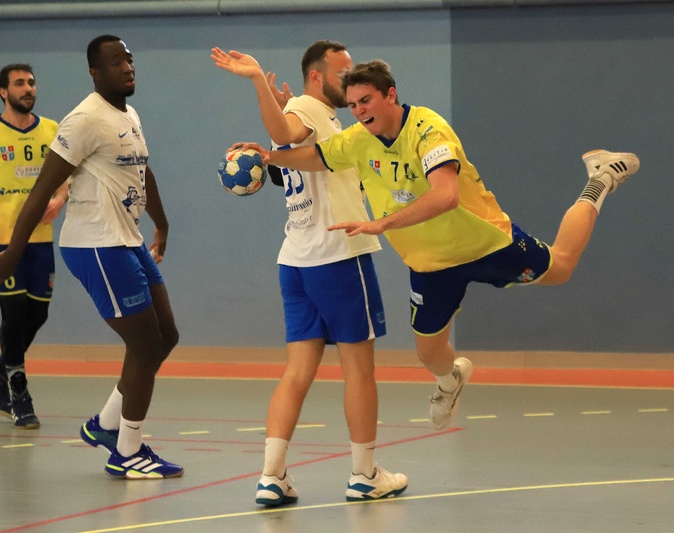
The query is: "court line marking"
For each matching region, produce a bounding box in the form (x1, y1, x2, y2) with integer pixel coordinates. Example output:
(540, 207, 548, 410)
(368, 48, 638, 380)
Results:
(75, 477, 674, 533)
(0, 428, 461, 533)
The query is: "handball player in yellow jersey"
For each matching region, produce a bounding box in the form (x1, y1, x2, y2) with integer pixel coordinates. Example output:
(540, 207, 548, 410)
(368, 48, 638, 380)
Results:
(0, 64, 68, 428)
(235, 59, 640, 431)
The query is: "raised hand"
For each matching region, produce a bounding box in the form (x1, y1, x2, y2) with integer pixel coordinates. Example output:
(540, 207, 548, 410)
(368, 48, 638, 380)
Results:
(210, 47, 264, 80)
(265, 71, 294, 109)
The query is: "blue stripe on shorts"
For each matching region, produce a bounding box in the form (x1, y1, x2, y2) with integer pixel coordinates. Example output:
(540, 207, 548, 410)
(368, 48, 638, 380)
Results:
(280, 254, 386, 344)
(60, 244, 163, 319)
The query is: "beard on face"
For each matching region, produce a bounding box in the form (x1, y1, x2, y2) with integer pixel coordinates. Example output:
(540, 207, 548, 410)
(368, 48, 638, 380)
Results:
(8, 92, 35, 114)
(323, 81, 347, 109)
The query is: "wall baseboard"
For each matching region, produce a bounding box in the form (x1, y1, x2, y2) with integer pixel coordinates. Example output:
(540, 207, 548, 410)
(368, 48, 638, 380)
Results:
(28, 344, 674, 370)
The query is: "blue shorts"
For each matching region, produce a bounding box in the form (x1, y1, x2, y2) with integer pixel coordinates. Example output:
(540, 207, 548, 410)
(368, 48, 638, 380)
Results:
(410, 224, 552, 336)
(280, 254, 386, 344)
(60, 245, 163, 320)
(0, 243, 55, 301)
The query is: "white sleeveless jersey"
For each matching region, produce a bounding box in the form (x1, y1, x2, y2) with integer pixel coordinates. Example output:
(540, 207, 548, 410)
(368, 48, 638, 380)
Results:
(51, 93, 148, 248)
(275, 95, 381, 266)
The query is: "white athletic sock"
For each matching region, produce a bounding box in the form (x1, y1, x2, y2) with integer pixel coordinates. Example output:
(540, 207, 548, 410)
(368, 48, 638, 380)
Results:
(351, 440, 376, 477)
(577, 175, 612, 214)
(116, 416, 144, 457)
(263, 437, 289, 478)
(98, 386, 123, 430)
(436, 366, 459, 394)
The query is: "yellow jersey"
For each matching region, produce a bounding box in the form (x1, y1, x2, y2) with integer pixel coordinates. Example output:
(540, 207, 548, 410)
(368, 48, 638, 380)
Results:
(0, 115, 59, 244)
(317, 105, 512, 272)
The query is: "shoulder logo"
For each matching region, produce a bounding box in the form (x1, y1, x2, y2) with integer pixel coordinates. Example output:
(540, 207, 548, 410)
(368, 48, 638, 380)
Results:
(118, 131, 128, 138)
(56, 135, 69, 149)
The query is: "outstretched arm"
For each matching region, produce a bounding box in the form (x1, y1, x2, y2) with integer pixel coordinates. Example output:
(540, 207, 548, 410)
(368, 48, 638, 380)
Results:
(0, 151, 74, 281)
(328, 163, 460, 236)
(211, 48, 310, 146)
(233, 142, 328, 173)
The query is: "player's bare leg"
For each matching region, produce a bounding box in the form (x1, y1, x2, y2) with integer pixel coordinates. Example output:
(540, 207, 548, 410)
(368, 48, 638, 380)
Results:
(415, 322, 472, 430)
(256, 339, 322, 506)
(541, 150, 640, 286)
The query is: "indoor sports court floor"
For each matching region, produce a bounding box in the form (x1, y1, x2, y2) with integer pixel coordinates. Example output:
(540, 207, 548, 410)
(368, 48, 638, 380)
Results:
(1, 348, 673, 533)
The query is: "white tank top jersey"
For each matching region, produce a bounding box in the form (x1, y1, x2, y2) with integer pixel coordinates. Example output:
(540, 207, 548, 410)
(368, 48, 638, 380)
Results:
(275, 95, 381, 267)
(51, 92, 149, 248)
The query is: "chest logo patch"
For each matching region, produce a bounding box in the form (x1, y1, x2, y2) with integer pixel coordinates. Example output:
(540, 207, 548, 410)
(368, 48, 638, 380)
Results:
(391, 190, 417, 204)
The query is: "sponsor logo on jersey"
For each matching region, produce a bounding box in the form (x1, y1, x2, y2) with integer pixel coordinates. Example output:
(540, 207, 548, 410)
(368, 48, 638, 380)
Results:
(0, 187, 32, 196)
(122, 186, 142, 218)
(14, 166, 41, 178)
(56, 135, 69, 149)
(369, 160, 381, 175)
(421, 145, 453, 173)
(0, 145, 15, 161)
(391, 189, 417, 204)
(418, 124, 434, 142)
(116, 154, 148, 166)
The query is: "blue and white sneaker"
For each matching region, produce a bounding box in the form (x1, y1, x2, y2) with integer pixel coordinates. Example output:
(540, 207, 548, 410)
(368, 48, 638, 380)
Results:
(256, 471, 299, 506)
(80, 415, 118, 453)
(105, 444, 183, 479)
(346, 466, 408, 501)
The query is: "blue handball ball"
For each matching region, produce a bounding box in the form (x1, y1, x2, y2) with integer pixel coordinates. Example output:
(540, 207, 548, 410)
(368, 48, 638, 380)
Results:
(217, 148, 267, 196)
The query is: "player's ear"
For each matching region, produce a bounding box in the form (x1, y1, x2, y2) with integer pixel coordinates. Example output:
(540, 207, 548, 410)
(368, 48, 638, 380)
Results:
(309, 68, 322, 87)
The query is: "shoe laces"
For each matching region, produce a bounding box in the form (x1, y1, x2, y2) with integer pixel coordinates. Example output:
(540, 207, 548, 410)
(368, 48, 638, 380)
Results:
(140, 444, 161, 461)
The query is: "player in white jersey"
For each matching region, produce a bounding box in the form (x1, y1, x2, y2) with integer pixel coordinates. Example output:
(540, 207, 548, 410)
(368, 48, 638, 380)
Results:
(0, 35, 182, 479)
(212, 41, 407, 504)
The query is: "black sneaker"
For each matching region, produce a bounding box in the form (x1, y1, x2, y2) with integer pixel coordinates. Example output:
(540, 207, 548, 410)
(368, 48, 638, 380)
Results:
(0, 362, 12, 420)
(10, 372, 40, 429)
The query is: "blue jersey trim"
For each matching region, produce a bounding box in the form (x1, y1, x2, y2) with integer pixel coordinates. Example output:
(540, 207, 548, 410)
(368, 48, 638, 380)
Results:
(314, 143, 333, 171)
(375, 104, 411, 148)
(0, 114, 41, 134)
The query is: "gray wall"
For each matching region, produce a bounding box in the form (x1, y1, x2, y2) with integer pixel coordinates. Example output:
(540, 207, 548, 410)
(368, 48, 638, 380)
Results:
(0, 5, 671, 353)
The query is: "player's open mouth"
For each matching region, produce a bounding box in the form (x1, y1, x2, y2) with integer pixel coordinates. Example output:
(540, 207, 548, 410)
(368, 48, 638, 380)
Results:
(363, 117, 374, 125)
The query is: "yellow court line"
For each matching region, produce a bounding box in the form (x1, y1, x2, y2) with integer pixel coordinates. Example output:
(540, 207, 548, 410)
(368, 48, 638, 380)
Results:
(62, 439, 84, 444)
(638, 408, 668, 413)
(466, 415, 497, 420)
(581, 411, 612, 415)
(523, 413, 555, 417)
(178, 431, 210, 436)
(2, 443, 34, 449)
(408, 418, 429, 423)
(75, 477, 674, 533)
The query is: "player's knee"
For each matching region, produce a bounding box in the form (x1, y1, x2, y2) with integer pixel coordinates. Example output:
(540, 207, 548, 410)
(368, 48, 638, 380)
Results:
(27, 300, 49, 331)
(161, 326, 179, 356)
